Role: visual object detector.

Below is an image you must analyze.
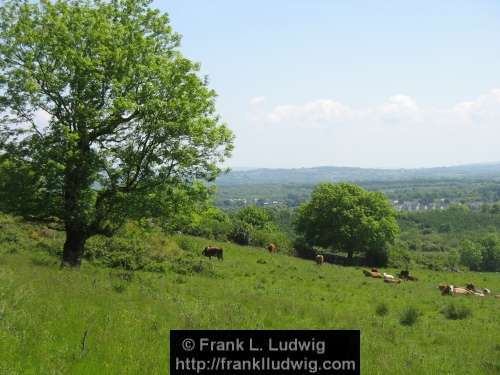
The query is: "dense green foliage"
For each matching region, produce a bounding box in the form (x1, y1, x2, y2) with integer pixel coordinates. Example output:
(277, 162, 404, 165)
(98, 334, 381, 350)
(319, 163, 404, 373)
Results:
(295, 183, 399, 264)
(399, 206, 500, 271)
(0, 0, 233, 266)
(0, 214, 499, 374)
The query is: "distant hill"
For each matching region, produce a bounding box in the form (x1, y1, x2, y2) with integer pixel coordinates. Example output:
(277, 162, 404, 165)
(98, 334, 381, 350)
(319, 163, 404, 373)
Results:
(217, 163, 500, 185)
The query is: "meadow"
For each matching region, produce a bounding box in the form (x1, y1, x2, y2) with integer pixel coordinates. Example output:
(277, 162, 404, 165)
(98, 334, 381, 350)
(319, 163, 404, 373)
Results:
(0, 216, 499, 374)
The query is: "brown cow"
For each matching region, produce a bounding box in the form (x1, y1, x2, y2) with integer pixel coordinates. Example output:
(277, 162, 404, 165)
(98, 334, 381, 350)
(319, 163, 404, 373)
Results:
(267, 243, 278, 253)
(439, 284, 475, 296)
(202, 246, 223, 261)
(363, 270, 383, 278)
(315, 254, 324, 265)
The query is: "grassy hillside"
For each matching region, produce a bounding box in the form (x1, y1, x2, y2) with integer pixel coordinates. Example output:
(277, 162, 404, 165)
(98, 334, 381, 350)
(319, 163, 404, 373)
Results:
(0, 217, 499, 374)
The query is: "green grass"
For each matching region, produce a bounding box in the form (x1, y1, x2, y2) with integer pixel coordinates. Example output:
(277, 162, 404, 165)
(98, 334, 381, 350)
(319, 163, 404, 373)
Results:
(0, 218, 499, 374)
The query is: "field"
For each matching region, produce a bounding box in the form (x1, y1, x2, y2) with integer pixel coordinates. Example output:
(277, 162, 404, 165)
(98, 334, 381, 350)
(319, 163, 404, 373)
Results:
(0, 219, 499, 374)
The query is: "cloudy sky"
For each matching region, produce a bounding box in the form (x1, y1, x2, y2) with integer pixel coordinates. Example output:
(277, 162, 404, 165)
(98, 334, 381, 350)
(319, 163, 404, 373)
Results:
(154, 1, 500, 168)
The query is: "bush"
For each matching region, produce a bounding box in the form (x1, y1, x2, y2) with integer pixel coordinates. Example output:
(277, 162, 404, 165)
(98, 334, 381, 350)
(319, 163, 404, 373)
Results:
(459, 240, 483, 271)
(365, 246, 389, 267)
(441, 303, 472, 320)
(250, 228, 293, 254)
(84, 221, 181, 272)
(400, 306, 420, 326)
(375, 303, 389, 317)
(228, 220, 253, 245)
(388, 243, 414, 269)
(446, 249, 460, 269)
(185, 208, 232, 240)
(479, 235, 500, 272)
(293, 237, 315, 260)
(235, 206, 271, 229)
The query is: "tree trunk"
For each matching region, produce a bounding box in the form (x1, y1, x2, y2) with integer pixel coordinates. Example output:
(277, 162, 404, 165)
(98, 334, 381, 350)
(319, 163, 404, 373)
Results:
(61, 226, 87, 267)
(60, 142, 92, 268)
(347, 250, 353, 264)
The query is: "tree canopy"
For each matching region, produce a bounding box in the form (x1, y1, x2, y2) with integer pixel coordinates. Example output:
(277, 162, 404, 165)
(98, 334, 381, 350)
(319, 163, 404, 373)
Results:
(295, 183, 399, 264)
(0, 0, 234, 266)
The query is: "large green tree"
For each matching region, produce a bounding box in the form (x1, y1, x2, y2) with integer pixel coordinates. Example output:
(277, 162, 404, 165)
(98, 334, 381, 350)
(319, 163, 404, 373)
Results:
(0, 0, 234, 266)
(295, 183, 399, 264)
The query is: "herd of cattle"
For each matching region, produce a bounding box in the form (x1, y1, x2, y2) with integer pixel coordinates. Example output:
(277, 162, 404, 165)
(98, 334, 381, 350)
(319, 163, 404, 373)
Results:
(201, 243, 500, 298)
(201, 243, 278, 260)
(361, 267, 499, 297)
(362, 268, 418, 283)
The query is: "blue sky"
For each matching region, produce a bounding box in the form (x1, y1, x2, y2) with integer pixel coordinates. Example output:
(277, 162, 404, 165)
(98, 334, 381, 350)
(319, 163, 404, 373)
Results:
(154, 1, 500, 168)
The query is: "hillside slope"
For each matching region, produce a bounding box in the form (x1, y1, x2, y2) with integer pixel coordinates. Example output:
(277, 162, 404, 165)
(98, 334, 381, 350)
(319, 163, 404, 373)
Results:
(0, 220, 499, 374)
(218, 163, 500, 185)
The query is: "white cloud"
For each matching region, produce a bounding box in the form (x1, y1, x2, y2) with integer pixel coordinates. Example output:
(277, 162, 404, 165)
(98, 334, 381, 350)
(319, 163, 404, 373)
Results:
(379, 95, 418, 114)
(249, 96, 266, 105)
(267, 99, 351, 124)
(232, 89, 500, 168)
(264, 95, 422, 126)
(450, 89, 500, 124)
(262, 90, 500, 129)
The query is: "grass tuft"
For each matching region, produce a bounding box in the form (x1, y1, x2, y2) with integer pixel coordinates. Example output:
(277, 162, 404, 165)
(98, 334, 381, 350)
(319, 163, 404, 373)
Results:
(375, 302, 389, 317)
(441, 303, 472, 320)
(400, 306, 420, 326)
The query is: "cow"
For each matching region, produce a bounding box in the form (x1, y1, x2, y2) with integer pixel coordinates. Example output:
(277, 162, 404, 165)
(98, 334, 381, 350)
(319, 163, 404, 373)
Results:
(267, 243, 278, 254)
(465, 283, 487, 296)
(363, 270, 383, 278)
(315, 254, 324, 265)
(202, 246, 223, 261)
(383, 273, 395, 280)
(398, 270, 418, 281)
(439, 284, 478, 296)
(384, 277, 401, 284)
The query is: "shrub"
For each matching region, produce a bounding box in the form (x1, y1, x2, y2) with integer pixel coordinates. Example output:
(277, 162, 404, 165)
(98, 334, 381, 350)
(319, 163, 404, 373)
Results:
(250, 228, 293, 254)
(84, 221, 181, 272)
(229, 220, 253, 245)
(441, 303, 472, 320)
(293, 237, 315, 260)
(400, 306, 420, 326)
(388, 243, 413, 269)
(185, 208, 232, 240)
(479, 235, 500, 272)
(365, 246, 389, 267)
(175, 236, 201, 253)
(235, 206, 271, 229)
(446, 249, 460, 269)
(459, 240, 483, 271)
(375, 303, 389, 317)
